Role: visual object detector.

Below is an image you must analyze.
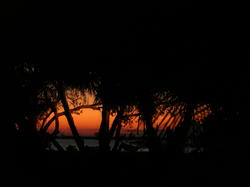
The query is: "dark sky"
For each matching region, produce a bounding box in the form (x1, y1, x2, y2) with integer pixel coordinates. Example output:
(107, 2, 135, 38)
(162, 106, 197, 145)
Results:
(2, 2, 242, 62)
(3, 2, 245, 67)
(2, 2, 209, 62)
(1, 1, 248, 105)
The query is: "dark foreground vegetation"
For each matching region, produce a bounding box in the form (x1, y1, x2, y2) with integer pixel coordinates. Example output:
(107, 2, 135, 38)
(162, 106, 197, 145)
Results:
(12, 151, 247, 186)
(2, 1, 249, 186)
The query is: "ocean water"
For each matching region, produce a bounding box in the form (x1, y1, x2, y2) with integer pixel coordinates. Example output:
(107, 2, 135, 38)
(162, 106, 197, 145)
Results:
(52, 138, 102, 150)
(52, 138, 149, 152)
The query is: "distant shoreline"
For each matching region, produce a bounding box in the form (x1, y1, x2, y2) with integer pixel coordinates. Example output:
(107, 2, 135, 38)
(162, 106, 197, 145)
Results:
(57, 136, 146, 140)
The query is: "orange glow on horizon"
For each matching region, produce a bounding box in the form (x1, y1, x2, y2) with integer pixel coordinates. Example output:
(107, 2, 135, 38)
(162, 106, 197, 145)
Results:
(40, 90, 212, 136)
(58, 109, 102, 136)
(45, 105, 211, 136)
(46, 109, 116, 136)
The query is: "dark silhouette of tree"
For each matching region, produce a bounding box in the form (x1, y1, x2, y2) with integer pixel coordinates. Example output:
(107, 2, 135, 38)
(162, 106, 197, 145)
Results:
(4, 61, 51, 155)
(2, 3, 248, 186)
(57, 82, 85, 151)
(136, 91, 160, 152)
(2, 0, 246, 162)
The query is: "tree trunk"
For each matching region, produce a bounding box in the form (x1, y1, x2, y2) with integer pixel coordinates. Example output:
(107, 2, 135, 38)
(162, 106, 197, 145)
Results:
(112, 122, 122, 152)
(51, 137, 65, 151)
(166, 103, 192, 155)
(141, 93, 159, 152)
(144, 113, 160, 152)
(57, 83, 84, 151)
(109, 108, 124, 138)
(109, 108, 124, 151)
(50, 102, 60, 136)
(98, 104, 110, 151)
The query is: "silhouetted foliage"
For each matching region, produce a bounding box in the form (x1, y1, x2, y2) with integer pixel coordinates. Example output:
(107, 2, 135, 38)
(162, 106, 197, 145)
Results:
(2, 2, 248, 185)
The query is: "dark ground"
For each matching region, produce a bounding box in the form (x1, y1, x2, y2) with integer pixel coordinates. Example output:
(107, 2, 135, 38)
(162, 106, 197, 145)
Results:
(5, 151, 247, 187)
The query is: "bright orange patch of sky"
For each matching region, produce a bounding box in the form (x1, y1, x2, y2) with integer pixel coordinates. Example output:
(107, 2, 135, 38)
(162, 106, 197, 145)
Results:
(46, 107, 211, 136)
(44, 91, 211, 136)
(58, 109, 102, 136)
(45, 90, 117, 136)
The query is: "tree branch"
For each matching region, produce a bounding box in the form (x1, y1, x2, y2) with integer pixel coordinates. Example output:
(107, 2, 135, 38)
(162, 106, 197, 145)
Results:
(40, 110, 53, 131)
(41, 103, 102, 133)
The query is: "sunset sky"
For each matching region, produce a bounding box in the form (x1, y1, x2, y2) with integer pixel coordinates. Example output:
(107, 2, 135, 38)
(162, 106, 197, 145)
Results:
(42, 91, 211, 137)
(44, 92, 125, 136)
(46, 108, 143, 136)
(55, 109, 102, 136)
